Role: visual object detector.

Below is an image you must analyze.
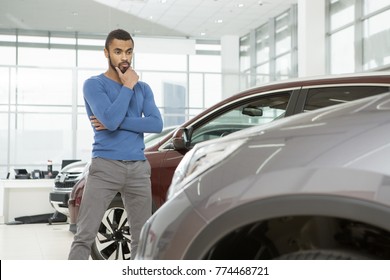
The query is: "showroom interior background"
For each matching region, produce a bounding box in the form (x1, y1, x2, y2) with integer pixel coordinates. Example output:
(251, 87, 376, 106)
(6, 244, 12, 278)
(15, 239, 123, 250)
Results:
(0, 0, 389, 176)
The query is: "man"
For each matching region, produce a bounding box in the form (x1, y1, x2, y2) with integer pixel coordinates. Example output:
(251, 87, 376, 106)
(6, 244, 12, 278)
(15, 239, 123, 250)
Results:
(68, 29, 163, 260)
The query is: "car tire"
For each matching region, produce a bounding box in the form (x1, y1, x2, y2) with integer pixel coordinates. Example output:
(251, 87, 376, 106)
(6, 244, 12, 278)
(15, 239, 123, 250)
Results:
(91, 198, 131, 260)
(276, 249, 371, 260)
(90, 196, 157, 260)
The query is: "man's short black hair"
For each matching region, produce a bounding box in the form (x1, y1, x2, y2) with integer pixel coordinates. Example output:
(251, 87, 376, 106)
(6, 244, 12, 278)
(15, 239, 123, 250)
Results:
(105, 29, 134, 50)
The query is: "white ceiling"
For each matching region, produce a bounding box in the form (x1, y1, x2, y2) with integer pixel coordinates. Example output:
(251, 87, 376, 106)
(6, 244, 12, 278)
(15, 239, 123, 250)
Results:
(0, 0, 297, 39)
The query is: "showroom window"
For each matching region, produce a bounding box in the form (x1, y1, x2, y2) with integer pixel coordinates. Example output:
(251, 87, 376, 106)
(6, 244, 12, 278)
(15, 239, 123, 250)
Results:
(255, 24, 271, 85)
(327, 0, 390, 73)
(363, 7, 390, 70)
(240, 34, 251, 87)
(0, 29, 223, 175)
(240, 5, 298, 88)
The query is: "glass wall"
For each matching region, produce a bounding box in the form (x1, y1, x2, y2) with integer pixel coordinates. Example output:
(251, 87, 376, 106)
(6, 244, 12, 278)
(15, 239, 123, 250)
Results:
(0, 29, 223, 176)
(363, 6, 390, 70)
(240, 5, 298, 88)
(327, 0, 390, 73)
(255, 24, 270, 84)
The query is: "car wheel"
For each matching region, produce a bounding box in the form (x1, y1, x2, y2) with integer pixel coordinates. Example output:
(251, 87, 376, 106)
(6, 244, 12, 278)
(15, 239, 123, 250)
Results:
(90, 197, 158, 260)
(276, 249, 371, 260)
(91, 199, 131, 260)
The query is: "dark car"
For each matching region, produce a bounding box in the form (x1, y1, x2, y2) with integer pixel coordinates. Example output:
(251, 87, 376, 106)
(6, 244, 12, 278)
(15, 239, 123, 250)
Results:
(136, 91, 390, 260)
(50, 72, 390, 259)
(146, 72, 390, 209)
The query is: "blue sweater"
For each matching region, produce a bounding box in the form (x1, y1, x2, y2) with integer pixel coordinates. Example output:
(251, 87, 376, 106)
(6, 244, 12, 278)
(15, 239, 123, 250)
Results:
(83, 73, 163, 160)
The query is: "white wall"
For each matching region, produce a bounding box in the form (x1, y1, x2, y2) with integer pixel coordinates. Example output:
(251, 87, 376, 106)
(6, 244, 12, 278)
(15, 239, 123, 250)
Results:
(221, 35, 240, 99)
(298, 0, 326, 77)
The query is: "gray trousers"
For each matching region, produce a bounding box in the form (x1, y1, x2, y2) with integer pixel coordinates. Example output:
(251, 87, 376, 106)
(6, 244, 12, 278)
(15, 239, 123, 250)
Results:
(68, 157, 151, 260)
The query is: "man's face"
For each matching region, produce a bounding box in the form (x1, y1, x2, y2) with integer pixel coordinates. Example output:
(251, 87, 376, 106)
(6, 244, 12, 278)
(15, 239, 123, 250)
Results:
(105, 38, 134, 74)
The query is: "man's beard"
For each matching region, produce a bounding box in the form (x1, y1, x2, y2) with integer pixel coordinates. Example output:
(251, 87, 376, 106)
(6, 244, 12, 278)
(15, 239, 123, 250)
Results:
(108, 56, 130, 74)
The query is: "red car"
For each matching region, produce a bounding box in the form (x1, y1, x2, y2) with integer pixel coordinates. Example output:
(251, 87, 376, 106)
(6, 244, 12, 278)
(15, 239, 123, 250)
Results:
(50, 72, 390, 259)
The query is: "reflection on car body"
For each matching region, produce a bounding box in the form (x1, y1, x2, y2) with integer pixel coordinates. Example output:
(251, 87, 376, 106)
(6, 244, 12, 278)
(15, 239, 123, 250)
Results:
(137, 92, 390, 260)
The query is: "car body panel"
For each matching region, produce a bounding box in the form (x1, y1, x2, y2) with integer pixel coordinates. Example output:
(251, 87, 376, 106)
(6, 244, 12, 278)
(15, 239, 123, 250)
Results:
(184, 190, 390, 260)
(139, 191, 207, 259)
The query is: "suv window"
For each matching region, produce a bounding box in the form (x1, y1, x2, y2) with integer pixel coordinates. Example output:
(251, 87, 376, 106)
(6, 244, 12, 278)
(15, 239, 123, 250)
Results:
(191, 92, 292, 146)
(304, 86, 390, 111)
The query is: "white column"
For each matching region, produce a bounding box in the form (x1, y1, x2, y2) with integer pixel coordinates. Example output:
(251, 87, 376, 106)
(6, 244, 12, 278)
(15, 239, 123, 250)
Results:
(221, 35, 240, 99)
(298, 0, 326, 77)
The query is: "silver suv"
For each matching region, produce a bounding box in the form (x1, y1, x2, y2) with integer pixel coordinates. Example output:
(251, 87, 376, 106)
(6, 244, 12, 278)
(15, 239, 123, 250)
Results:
(137, 92, 390, 260)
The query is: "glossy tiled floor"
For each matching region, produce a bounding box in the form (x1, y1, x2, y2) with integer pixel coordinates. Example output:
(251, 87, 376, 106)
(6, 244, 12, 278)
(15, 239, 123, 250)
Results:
(0, 222, 74, 259)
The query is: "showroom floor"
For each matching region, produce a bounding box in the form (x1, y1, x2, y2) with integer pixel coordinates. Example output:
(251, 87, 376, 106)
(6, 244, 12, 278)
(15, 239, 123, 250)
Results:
(0, 222, 74, 259)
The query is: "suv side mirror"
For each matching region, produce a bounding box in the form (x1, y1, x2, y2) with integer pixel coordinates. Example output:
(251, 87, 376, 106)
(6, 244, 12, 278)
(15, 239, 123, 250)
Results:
(172, 127, 191, 150)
